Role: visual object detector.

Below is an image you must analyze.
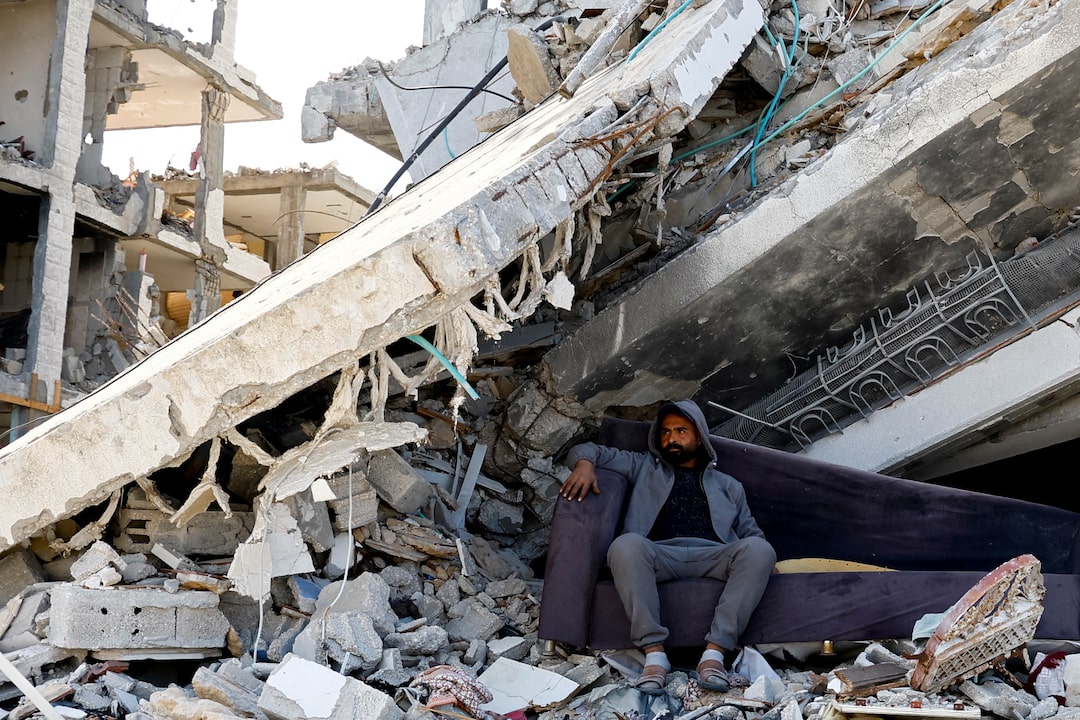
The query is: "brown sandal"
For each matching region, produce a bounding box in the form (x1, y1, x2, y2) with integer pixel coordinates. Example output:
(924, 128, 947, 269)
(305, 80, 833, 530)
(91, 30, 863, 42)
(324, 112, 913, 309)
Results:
(692, 658, 731, 692)
(630, 663, 668, 695)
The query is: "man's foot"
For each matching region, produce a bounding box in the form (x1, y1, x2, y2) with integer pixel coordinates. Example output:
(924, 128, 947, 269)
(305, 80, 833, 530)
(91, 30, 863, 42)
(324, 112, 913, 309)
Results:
(630, 664, 668, 695)
(692, 658, 731, 692)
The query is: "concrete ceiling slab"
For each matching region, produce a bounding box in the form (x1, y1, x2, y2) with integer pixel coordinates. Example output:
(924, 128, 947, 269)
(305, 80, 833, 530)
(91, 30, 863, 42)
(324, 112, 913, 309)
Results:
(544, 0, 1080, 433)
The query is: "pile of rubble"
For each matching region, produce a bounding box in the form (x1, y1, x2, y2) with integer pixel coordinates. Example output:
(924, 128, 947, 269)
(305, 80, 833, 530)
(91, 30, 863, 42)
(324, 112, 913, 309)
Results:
(1, 368, 1080, 720)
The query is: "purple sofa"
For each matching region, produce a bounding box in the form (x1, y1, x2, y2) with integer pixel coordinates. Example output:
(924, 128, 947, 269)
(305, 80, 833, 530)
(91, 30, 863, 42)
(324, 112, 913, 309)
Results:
(538, 417, 1080, 650)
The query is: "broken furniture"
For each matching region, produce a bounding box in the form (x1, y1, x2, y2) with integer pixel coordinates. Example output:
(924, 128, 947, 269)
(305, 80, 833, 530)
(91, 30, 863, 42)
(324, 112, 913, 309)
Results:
(911, 554, 1046, 693)
(538, 417, 1080, 650)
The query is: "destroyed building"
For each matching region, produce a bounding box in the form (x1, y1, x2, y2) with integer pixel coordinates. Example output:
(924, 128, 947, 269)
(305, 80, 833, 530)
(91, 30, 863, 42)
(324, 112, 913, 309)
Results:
(0, 0, 372, 442)
(1, 0, 1080, 718)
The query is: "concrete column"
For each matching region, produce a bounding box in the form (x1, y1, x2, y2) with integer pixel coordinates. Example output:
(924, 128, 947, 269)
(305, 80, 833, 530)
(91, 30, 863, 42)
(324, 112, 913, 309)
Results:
(211, 0, 238, 62)
(188, 85, 229, 329)
(275, 184, 307, 270)
(13, 0, 92, 440)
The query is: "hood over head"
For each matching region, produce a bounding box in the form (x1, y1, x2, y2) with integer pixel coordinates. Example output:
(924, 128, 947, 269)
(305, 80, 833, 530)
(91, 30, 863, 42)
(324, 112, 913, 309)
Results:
(649, 399, 717, 467)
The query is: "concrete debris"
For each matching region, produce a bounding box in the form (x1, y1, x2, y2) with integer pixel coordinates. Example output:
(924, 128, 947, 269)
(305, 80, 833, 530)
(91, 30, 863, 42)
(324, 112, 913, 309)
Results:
(6, 0, 1080, 717)
(0, 437, 1070, 720)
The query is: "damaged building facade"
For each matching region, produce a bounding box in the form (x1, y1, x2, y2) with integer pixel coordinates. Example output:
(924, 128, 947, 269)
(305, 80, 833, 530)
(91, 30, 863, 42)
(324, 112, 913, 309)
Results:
(0, 0, 1080, 718)
(0, 0, 373, 443)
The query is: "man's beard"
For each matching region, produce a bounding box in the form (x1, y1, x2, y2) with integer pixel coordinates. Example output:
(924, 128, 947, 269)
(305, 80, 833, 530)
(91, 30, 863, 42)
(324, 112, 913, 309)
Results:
(661, 444, 695, 464)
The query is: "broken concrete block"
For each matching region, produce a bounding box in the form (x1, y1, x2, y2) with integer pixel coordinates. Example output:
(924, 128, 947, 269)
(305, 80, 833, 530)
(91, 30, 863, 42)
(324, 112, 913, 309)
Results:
(322, 612, 383, 674)
(146, 686, 247, 720)
(485, 577, 527, 599)
(70, 542, 125, 585)
(488, 635, 530, 662)
(445, 598, 504, 643)
(48, 586, 230, 652)
(82, 566, 124, 588)
(0, 589, 49, 649)
(282, 490, 335, 553)
(477, 498, 524, 534)
(507, 24, 561, 105)
(326, 487, 378, 532)
(379, 565, 421, 602)
(191, 664, 261, 716)
(258, 654, 404, 720)
(383, 625, 449, 656)
(292, 572, 399, 663)
(0, 551, 47, 606)
(74, 683, 112, 712)
(464, 638, 488, 666)
(367, 449, 434, 514)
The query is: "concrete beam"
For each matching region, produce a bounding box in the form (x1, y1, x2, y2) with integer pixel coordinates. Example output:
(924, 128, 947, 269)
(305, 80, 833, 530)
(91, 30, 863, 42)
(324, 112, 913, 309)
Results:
(0, 0, 763, 551)
(801, 305, 1080, 474)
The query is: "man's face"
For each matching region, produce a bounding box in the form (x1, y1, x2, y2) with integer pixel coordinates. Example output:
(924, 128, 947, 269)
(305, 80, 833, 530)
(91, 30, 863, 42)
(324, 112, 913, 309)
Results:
(659, 412, 701, 466)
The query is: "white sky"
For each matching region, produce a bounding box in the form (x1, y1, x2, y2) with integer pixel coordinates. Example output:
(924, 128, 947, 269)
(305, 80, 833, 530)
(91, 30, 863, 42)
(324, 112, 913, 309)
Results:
(101, 0, 427, 194)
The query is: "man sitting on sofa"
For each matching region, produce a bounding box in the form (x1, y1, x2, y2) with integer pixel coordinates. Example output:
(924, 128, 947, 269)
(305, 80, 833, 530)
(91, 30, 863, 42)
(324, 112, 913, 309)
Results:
(559, 399, 776, 695)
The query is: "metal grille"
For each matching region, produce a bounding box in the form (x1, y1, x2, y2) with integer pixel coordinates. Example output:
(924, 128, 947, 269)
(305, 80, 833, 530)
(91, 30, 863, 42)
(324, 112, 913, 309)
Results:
(713, 222, 1080, 449)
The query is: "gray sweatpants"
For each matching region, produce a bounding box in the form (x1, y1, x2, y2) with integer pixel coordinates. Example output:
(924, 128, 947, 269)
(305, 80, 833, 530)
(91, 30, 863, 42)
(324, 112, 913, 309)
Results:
(606, 533, 776, 650)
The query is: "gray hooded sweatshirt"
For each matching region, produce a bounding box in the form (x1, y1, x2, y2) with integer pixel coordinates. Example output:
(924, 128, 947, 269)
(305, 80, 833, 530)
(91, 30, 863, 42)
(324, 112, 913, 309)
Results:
(565, 399, 764, 544)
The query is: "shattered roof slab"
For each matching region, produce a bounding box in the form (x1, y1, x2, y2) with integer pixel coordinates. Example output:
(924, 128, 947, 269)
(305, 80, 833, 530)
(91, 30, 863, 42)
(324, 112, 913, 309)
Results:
(0, 0, 763, 551)
(545, 0, 1080, 421)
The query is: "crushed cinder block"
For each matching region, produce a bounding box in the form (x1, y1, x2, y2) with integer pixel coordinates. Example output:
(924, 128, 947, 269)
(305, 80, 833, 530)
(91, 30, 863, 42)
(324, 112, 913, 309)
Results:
(145, 686, 247, 720)
(322, 473, 379, 532)
(488, 635, 530, 662)
(292, 572, 398, 664)
(367, 449, 434, 514)
(70, 541, 125, 582)
(48, 586, 230, 654)
(321, 612, 383, 674)
(258, 653, 404, 720)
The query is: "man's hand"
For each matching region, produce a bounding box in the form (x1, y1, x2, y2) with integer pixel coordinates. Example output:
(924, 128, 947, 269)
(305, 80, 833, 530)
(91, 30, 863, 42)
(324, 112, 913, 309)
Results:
(561, 460, 600, 501)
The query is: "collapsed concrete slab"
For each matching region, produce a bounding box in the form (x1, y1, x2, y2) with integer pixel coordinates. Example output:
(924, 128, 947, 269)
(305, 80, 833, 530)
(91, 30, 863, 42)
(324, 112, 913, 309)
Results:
(543, 0, 1080, 444)
(0, 0, 764, 553)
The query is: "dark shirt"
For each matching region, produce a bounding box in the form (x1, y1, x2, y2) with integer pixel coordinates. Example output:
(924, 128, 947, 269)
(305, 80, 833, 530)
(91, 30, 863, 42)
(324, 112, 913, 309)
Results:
(648, 466, 721, 542)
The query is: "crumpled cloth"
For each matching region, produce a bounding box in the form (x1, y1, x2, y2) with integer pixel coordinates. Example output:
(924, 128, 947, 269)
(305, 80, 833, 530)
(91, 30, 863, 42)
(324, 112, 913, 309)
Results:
(410, 664, 494, 719)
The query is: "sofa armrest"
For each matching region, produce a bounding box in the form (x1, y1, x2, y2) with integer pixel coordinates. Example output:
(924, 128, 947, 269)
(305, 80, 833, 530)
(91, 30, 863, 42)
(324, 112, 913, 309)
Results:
(538, 469, 627, 647)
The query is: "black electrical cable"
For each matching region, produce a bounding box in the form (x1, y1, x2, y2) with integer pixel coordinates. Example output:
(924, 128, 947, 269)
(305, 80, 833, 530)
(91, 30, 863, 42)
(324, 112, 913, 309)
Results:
(364, 16, 566, 217)
(378, 62, 520, 105)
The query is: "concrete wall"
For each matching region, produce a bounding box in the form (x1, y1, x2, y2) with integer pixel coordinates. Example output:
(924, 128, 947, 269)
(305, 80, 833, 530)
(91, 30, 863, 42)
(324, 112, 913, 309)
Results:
(377, 12, 519, 181)
(0, 0, 56, 161)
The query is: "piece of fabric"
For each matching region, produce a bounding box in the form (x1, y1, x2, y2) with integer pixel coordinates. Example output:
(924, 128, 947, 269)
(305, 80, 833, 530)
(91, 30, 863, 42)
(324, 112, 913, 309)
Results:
(410, 665, 494, 719)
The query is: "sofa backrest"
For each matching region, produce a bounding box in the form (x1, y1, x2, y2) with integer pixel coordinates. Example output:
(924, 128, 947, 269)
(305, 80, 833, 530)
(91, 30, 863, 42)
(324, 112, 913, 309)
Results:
(597, 417, 1080, 574)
